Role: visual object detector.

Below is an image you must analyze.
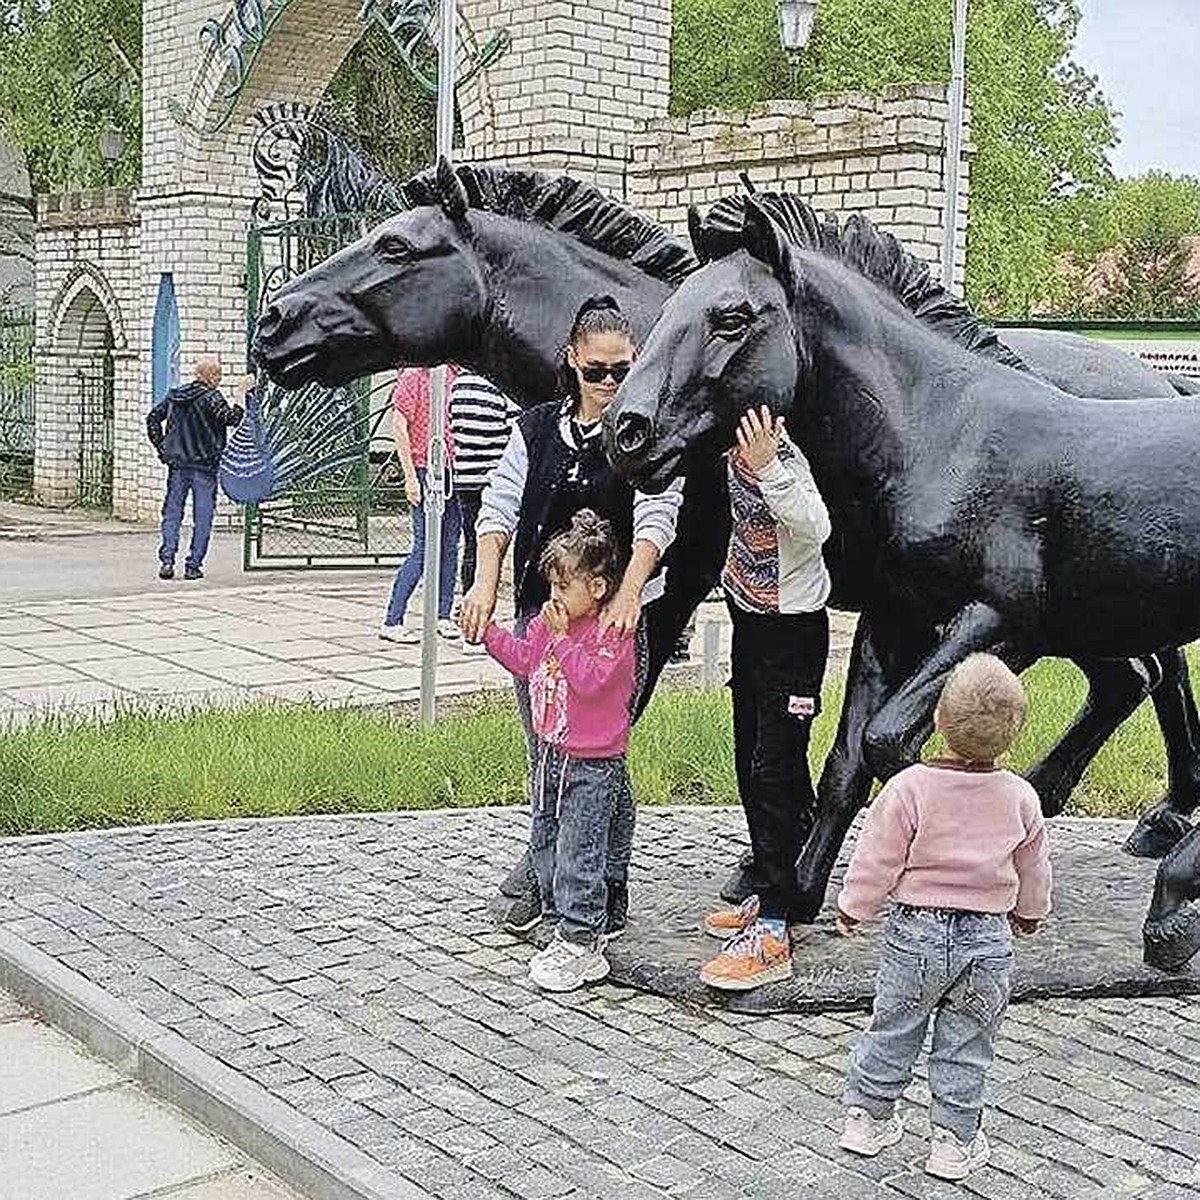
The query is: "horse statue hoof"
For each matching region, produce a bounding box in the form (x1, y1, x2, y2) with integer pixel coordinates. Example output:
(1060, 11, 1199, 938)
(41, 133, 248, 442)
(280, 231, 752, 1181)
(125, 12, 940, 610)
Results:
(1125, 804, 1194, 859)
(720, 856, 759, 905)
(1144, 905, 1200, 973)
(499, 852, 532, 898)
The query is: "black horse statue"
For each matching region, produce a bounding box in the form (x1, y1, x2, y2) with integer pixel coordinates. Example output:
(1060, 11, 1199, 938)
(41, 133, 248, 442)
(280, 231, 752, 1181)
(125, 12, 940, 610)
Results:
(253, 164, 1200, 958)
(609, 193, 1200, 970)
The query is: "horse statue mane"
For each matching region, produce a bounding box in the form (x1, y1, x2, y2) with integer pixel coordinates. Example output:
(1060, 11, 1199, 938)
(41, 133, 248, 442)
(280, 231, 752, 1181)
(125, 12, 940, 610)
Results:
(699, 191, 1029, 373)
(401, 162, 699, 287)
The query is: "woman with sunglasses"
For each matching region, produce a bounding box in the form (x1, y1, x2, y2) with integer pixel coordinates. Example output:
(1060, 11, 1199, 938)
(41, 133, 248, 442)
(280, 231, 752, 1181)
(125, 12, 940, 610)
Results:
(460, 295, 682, 938)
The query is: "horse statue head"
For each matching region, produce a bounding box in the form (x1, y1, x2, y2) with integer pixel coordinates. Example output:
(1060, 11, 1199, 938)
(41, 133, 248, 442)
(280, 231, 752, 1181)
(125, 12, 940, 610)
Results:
(253, 158, 486, 388)
(609, 199, 806, 492)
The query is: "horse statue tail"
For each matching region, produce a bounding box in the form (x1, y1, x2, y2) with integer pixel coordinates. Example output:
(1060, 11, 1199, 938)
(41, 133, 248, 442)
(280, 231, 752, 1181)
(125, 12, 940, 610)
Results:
(219, 380, 364, 505)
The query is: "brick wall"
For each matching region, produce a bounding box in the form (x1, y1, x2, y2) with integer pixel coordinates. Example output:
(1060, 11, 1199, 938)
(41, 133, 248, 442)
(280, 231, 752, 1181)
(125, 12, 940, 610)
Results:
(627, 84, 970, 289)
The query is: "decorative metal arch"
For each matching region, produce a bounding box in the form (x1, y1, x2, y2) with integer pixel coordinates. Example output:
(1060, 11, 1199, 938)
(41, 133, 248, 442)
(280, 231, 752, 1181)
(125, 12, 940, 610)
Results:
(170, 0, 510, 136)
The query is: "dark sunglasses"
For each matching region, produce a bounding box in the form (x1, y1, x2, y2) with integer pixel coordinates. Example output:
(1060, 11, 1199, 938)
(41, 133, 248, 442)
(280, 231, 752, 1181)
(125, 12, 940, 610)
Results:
(579, 362, 632, 384)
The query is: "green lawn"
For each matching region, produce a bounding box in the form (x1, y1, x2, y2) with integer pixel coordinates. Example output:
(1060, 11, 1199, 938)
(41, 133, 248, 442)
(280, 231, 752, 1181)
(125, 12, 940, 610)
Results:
(0, 652, 1183, 836)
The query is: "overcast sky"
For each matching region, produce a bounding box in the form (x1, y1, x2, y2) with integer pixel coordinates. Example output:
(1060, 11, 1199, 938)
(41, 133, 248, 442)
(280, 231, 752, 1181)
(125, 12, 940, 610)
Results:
(1072, 0, 1199, 179)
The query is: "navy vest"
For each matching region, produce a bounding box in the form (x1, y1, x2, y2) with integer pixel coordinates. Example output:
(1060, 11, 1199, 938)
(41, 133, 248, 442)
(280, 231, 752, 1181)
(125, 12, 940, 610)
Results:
(512, 403, 634, 616)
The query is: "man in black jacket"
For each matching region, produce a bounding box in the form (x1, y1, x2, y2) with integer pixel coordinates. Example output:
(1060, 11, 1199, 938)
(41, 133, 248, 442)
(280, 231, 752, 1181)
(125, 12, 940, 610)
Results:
(146, 357, 244, 580)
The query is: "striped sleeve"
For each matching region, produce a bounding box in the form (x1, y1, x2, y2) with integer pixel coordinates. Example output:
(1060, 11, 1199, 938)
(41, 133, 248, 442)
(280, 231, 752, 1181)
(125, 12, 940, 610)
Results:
(451, 374, 522, 489)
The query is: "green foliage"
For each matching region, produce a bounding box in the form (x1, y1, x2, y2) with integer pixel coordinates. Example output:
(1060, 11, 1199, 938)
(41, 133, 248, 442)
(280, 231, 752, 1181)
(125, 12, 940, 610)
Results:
(322, 25, 437, 183)
(0, 0, 141, 192)
(0, 655, 1185, 836)
(671, 0, 1118, 318)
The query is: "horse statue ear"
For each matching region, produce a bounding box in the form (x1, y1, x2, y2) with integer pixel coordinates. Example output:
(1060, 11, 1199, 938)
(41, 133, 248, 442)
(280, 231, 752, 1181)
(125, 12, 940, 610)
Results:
(687, 205, 711, 265)
(743, 198, 800, 303)
(434, 156, 469, 223)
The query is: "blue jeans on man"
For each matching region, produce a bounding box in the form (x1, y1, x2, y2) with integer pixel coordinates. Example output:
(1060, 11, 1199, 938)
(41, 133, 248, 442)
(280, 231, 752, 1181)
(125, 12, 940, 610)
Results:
(384, 468, 462, 626)
(159, 466, 218, 573)
(846, 905, 1013, 1144)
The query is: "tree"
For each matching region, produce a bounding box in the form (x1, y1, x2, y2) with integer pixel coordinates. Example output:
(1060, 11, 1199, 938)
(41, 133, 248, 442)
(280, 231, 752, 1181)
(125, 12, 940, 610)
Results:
(671, 0, 1118, 317)
(0, 0, 141, 193)
(1065, 172, 1200, 319)
(322, 26, 437, 184)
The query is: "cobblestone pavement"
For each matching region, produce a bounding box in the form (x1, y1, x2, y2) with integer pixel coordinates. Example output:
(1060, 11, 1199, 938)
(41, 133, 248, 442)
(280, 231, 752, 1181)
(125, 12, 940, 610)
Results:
(4, 809, 1200, 1199)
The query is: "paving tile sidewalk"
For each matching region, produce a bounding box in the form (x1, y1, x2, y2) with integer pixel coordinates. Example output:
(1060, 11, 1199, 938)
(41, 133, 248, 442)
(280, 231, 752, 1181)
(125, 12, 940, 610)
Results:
(0, 987, 301, 1200)
(4, 810, 1200, 1200)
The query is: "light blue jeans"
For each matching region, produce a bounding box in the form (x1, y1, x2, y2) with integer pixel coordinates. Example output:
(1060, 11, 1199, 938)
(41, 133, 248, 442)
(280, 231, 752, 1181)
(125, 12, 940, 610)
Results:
(384, 469, 461, 626)
(846, 905, 1013, 1143)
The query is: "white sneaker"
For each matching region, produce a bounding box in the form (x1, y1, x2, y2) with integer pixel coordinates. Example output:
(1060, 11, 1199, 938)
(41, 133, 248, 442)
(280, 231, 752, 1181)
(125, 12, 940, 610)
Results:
(840, 1106, 905, 1157)
(461, 638, 487, 655)
(379, 622, 419, 644)
(925, 1127, 990, 1180)
(437, 618, 460, 640)
(528, 936, 610, 992)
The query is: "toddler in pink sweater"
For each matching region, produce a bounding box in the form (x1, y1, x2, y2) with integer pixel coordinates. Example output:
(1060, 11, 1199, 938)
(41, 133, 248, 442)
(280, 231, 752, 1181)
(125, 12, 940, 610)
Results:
(837, 653, 1052, 1182)
(485, 509, 636, 992)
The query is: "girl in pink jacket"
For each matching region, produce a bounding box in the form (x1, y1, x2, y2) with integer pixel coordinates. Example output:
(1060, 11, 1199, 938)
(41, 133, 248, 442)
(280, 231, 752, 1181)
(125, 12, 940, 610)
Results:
(484, 509, 636, 992)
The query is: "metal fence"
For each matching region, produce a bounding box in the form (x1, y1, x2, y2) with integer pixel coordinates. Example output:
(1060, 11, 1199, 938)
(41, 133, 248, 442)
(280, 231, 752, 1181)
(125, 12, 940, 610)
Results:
(243, 212, 416, 569)
(0, 310, 35, 501)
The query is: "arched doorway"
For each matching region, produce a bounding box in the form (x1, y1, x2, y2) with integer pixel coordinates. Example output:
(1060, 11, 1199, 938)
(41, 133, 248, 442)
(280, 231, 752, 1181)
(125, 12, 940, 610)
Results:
(53, 281, 119, 511)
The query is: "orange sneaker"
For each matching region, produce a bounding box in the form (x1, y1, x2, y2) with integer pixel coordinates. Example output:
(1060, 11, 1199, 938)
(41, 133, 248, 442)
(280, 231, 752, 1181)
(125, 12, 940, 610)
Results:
(703, 894, 760, 939)
(699, 920, 793, 991)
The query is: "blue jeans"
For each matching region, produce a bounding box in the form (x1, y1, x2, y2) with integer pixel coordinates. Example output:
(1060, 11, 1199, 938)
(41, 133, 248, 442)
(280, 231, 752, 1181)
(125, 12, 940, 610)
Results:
(530, 742, 630, 943)
(846, 905, 1013, 1143)
(159, 466, 218, 570)
(384, 469, 462, 626)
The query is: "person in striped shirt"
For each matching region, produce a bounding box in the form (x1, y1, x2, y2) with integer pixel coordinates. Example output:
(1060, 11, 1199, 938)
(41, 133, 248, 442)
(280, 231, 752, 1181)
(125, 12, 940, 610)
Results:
(450, 372, 522, 595)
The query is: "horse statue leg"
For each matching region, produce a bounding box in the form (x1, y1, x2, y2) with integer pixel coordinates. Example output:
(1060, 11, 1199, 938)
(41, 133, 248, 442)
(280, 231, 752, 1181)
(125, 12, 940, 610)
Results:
(1127, 649, 1200, 859)
(860, 603, 1035, 783)
(1026, 657, 1153, 817)
(792, 606, 938, 923)
(1144, 823, 1200, 971)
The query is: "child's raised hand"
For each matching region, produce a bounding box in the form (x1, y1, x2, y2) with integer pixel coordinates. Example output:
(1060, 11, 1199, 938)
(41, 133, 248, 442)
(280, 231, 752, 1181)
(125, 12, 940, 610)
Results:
(542, 599, 569, 637)
(736, 405, 784, 474)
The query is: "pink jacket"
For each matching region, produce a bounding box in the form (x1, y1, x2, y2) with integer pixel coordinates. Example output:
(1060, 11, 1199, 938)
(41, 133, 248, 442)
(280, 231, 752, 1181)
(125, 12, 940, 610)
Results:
(837, 761, 1053, 922)
(484, 614, 635, 758)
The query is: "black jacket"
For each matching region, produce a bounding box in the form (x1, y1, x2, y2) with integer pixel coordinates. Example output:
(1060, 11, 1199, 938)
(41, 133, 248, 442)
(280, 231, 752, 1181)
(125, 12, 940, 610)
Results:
(512, 403, 634, 616)
(147, 381, 244, 471)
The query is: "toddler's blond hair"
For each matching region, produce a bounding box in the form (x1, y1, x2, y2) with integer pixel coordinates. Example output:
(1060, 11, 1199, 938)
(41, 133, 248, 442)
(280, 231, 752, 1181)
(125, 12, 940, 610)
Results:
(936, 653, 1027, 763)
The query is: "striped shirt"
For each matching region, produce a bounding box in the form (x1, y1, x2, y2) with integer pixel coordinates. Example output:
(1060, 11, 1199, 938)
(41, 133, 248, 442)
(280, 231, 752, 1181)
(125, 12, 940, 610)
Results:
(450, 373, 521, 491)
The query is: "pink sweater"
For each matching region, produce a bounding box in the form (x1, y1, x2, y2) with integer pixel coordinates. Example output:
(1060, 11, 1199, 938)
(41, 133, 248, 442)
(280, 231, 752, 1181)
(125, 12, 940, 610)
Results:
(484, 614, 635, 758)
(837, 761, 1053, 923)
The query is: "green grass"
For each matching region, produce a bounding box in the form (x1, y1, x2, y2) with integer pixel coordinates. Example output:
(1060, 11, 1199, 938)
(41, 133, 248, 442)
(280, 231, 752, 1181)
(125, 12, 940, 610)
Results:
(0, 652, 1186, 836)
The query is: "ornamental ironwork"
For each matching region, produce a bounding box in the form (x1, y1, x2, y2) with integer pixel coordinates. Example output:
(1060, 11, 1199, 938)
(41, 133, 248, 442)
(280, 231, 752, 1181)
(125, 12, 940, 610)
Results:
(170, 0, 510, 136)
(251, 102, 404, 222)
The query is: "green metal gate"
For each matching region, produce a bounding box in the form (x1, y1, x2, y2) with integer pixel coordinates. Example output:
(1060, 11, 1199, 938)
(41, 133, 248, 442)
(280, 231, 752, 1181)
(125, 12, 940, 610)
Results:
(0, 311, 35, 501)
(243, 212, 415, 569)
(76, 359, 114, 510)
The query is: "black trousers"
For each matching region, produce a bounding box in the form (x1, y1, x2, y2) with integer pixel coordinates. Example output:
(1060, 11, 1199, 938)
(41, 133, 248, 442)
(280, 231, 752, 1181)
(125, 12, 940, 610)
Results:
(727, 600, 829, 923)
(458, 488, 483, 594)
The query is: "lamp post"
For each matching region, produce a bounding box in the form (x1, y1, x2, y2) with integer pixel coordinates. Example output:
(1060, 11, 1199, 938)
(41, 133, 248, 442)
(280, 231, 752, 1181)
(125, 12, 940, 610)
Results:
(941, 0, 968, 290)
(776, 0, 818, 94)
(99, 124, 125, 187)
(419, 0, 457, 726)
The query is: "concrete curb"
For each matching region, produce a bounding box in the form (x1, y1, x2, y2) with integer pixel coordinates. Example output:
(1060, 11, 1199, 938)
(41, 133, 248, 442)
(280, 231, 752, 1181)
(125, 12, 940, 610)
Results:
(0, 928, 430, 1200)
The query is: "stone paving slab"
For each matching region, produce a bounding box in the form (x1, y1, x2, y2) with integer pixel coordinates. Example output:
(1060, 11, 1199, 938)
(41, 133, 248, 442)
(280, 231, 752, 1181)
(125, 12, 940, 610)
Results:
(4, 809, 1200, 1198)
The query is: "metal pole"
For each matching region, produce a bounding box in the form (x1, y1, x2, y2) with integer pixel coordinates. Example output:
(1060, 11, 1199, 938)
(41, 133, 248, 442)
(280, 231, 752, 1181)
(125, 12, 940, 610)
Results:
(941, 0, 968, 291)
(420, 0, 457, 726)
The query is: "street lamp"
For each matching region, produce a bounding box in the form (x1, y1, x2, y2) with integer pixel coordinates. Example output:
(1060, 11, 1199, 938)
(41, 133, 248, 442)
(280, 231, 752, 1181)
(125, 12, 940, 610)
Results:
(776, 0, 818, 93)
(99, 124, 126, 186)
